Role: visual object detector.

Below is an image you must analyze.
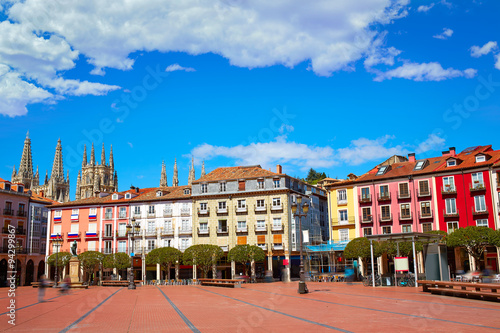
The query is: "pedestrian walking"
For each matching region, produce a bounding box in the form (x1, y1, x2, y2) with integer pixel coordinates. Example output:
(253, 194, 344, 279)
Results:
(38, 275, 48, 302)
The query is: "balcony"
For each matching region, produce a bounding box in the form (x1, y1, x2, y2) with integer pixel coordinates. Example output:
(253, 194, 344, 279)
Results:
(470, 183, 486, 192)
(472, 208, 489, 216)
(197, 207, 209, 216)
(217, 228, 229, 235)
(216, 207, 228, 214)
(271, 224, 283, 232)
(255, 225, 267, 233)
(116, 230, 128, 238)
(235, 206, 248, 213)
(161, 228, 174, 236)
(180, 208, 191, 216)
(398, 212, 412, 220)
(17, 210, 27, 217)
(379, 214, 393, 222)
(3, 208, 13, 216)
(254, 204, 267, 213)
(361, 215, 372, 223)
(441, 186, 457, 195)
(337, 199, 347, 206)
(273, 243, 283, 250)
(198, 227, 209, 236)
(377, 193, 391, 201)
(147, 211, 156, 218)
(179, 227, 192, 235)
(163, 209, 172, 217)
(104, 213, 113, 220)
(418, 188, 432, 197)
(331, 217, 355, 225)
(359, 195, 372, 204)
(118, 214, 127, 219)
(271, 204, 282, 211)
(145, 229, 157, 237)
(133, 211, 142, 218)
(397, 191, 410, 199)
(443, 209, 459, 218)
(85, 231, 99, 239)
(102, 248, 113, 255)
(66, 232, 81, 239)
(235, 226, 248, 233)
(102, 232, 114, 239)
(419, 211, 433, 219)
(257, 244, 267, 250)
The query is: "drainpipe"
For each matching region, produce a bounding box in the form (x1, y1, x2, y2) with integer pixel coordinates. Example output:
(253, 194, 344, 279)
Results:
(461, 170, 469, 226)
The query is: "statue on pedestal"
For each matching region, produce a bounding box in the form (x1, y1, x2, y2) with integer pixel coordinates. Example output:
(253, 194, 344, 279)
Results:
(71, 240, 78, 256)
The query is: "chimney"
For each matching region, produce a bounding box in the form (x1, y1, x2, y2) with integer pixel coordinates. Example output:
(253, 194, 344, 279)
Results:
(135, 187, 140, 193)
(442, 150, 449, 156)
(408, 153, 416, 163)
(449, 147, 456, 156)
(276, 164, 282, 174)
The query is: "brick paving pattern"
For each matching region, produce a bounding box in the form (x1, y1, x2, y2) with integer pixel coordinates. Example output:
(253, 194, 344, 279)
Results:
(1, 282, 500, 332)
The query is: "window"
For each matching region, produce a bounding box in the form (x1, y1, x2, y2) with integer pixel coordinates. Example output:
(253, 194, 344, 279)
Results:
(379, 185, 389, 199)
(164, 204, 172, 214)
(238, 180, 245, 191)
(184, 189, 190, 195)
(218, 220, 227, 232)
(445, 198, 457, 215)
(443, 176, 455, 191)
(256, 220, 266, 231)
(218, 201, 227, 212)
(399, 183, 409, 198)
(376, 166, 388, 175)
(447, 159, 456, 167)
(52, 225, 61, 236)
(156, 191, 163, 197)
(237, 200, 246, 209)
(182, 202, 190, 214)
(382, 226, 391, 234)
(105, 224, 112, 237)
(338, 210, 348, 224)
(105, 207, 112, 219)
(273, 179, 281, 188)
(88, 223, 97, 234)
(219, 182, 226, 192)
(164, 239, 172, 247)
(272, 197, 281, 208)
(200, 203, 207, 212)
(54, 210, 62, 217)
(148, 205, 155, 214)
(125, 193, 131, 199)
(181, 219, 190, 231)
(421, 202, 431, 217)
(164, 219, 172, 231)
(201, 184, 208, 193)
(118, 223, 126, 237)
(148, 221, 156, 233)
(414, 160, 425, 170)
(363, 228, 372, 236)
(362, 207, 372, 221)
(257, 179, 265, 189)
(471, 172, 484, 188)
(339, 229, 349, 242)
(273, 218, 282, 230)
(422, 223, 432, 233)
(72, 208, 79, 215)
(447, 222, 459, 233)
(419, 180, 430, 195)
(400, 204, 411, 218)
(256, 199, 265, 208)
(474, 195, 486, 212)
(337, 189, 347, 204)
(381, 206, 391, 220)
(402, 225, 412, 233)
(119, 207, 127, 219)
(147, 239, 155, 252)
(180, 239, 189, 251)
(361, 187, 370, 200)
(237, 220, 247, 230)
(89, 208, 97, 219)
(476, 155, 486, 163)
(199, 222, 208, 231)
(117, 241, 126, 253)
(112, 194, 118, 200)
(476, 219, 488, 227)
(134, 206, 141, 215)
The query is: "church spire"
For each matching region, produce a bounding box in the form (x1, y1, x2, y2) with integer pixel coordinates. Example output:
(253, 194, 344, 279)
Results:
(82, 144, 87, 167)
(172, 158, 179, 187)
(201, 161, 206, 177)
(76, 171, 81, 200)
(44, 170, 48, 185)
(188, 156, 195, 185)
(101, 143, 106, 166)
(11, 165, 16, 180)
(90, 143, 95, 165)
(114, 171, 118, 192)
(50, 139, 64, 180)
(18, 130, 34, 180)
(160, 160, 168, 187)
(109, 145, 114, 169)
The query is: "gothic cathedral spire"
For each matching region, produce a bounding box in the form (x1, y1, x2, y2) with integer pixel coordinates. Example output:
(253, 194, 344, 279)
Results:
(82, 144, 87, 167)
(90, 143, 95, 165)
(172, 158, 179, 187)
(101, 143, 106, 166)
(188, 156, 195, 185)
(50, 139, 64, 180)
(109, 145, 114, 169)
(160, 160, 168, 187)
(201, 161, 206, 177)
(14, 130, 34, 187)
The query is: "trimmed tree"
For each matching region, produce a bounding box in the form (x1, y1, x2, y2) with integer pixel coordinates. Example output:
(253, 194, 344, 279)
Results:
(78, 251, 105, 284)
(445, 226, 500, 270)
(47, 252, 72, 280)
(103, 253, 131, 274)
(183, 244, 223, 278)
(228, 245, 265, 277)
(344, 237, 383, 276)
(146, 247, 182, 281)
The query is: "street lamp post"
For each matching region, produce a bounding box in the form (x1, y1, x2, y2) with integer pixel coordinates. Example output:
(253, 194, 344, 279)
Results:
(291, 196, 309, 294)
(52, 234, 63, 287)
(126, 218, 140, 290)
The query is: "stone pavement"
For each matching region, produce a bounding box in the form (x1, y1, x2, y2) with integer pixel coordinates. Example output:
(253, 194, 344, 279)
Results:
(1, 282, 500, 332)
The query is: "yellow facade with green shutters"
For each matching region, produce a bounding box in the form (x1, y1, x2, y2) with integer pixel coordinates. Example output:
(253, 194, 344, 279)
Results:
(327, 185, 357, 242)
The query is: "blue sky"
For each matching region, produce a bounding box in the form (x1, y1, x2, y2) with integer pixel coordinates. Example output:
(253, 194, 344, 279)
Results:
(1, 0, 499, 199)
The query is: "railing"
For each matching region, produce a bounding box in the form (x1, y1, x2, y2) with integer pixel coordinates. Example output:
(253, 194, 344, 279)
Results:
(337, 199, 347, 205)
(85, 231, 99, 238)
(217, 207, 228, 214)
(133, 211, 142, 217)
(161, 228, 174, 236)
(235, 206, 248, 213)
(441, 186, 456, 195)
(145, 229, 157, 236)
(163, 209, 172, 217)
(257, 244, 267, 250)
(66, 232, 81, 239)
(147, 211, 156, 217)
(272, 224, 283, 232)
(255, 225, 267, 232)
(271, 204, 282, 211)
(104, 213, 113, 220)
(118, 214, 127, 219)
(254, 204, 267, 212)
(470, 183, 486, 192)
(361, 215, 372, 223)
(198, 227, 209, 235)
(419, 211, 433, 219)
(397, 191, 410, 199)
(102, 233, 114, 239)
(235, 226, 248, 233)
(273, 244, 283, 250)
(379, 213, 392, 222)
(116, 230, 127, 237)
(418, 188, 431, 197)
(331, 217, 356, 225)
(178, 227, 192, 234)
(102, 248, 113, 254)
(17, 210, 27, 217)
(180, 208, 191, 216)
(3, 208, 13, 216)
(197, 208, 209, 216)
(217, 228, 229, 235)
(472, 208, 488, 215)
(117, 247, 128, 253)
(377, 193, 391, 201)
(443, 209, 459, 217)
(398, 212, 412, 220)
(359, 195, 372, 203)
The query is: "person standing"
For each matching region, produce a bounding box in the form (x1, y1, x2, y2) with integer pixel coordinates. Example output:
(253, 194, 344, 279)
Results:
(38, 275, 48, 302)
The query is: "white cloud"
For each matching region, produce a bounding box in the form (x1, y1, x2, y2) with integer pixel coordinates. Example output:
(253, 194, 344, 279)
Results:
(375, 62, 477, 81)
(415, 134, 446, 154)
(7, 0, 410, 77)
(417, 4, 434, 12)
(495, 54, 500, 70)
(336, 135, 407, 165)
(165, 64, 196, 72)
(127, 142, 133, 148)
(470, 41, 498, 58)
(433, 28, 453, 40)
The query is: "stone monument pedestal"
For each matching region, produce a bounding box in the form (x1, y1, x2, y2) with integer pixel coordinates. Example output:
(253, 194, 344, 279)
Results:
(69, 256, 81, 283)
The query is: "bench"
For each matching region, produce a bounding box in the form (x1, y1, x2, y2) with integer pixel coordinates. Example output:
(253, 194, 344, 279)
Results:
(419, 280, 500, 302)
(102, 280, 142, 287)
(31, 281, 55, 288)
(198, 278, 242, 288)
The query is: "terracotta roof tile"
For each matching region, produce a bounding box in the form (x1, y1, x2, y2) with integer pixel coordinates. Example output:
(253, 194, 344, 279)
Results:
(193, 165, 281, 183)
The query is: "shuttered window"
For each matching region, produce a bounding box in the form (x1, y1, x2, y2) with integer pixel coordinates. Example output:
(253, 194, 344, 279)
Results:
(273, 234, 282, 243)
(238, 180, 245, 191)
(237, 236, 247, 245)
(257, 235, 266, 244)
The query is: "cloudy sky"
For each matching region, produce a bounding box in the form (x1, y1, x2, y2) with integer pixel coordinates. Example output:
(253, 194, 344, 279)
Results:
(1, 0, 499, 198)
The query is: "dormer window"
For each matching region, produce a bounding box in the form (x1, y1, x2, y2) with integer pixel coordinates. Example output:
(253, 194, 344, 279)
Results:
(184, 189, 190, 195)
(156, 191, 163, 197)
(413, 160, 426, 171)
(376, 165, 389, 175)
(125, 193, 131, 199)
(112, 194, 118, 200)
(476, 155, 486, 163)
(447, 159, 456, 167)
(17, 185, 23, 193)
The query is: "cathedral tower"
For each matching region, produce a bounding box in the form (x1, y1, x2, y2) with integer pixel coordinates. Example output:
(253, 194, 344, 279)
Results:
(77, 143, 118, 199)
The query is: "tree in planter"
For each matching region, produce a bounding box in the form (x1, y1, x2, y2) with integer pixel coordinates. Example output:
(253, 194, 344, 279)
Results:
(103, 253, 131, 279)
(445, 226, 500, 270)
(228, 245, 265, 279)
(146, 247, 182, 281)
(344, 237, 383, 276)
(183, 244, 223, 278)
(47, 252, 72, 281)
(78, 251, 105, 284)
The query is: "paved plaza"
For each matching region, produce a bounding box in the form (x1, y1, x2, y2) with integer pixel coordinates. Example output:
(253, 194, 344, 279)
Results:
(1, 282, 500, 332)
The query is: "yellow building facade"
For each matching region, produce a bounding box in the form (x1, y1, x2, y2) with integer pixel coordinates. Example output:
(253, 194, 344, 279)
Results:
(327, 182, 358, 243)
